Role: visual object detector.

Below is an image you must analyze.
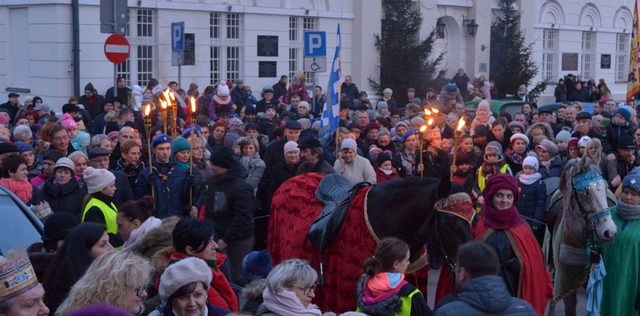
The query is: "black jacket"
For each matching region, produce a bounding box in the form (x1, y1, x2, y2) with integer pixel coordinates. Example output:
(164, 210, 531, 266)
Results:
(42, 178, 87, 216)
(203, 164, 255, 243)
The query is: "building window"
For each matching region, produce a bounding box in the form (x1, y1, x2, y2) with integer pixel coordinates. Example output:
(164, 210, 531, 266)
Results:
(288, 16, 318, 85)
(542, 29, 558, 83)
(210, 46, 220, 85)
(581, 32, 595, 80)
(137, 9, 153, 37)
(616, 33, 630, 82)
(209, 12, 243, 84)
(116, 9, 156, 87)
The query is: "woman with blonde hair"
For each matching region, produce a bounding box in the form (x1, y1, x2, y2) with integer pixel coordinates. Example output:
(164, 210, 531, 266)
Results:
(55, 250, 153, 316)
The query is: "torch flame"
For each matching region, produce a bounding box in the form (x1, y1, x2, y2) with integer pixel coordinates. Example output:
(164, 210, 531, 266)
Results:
(190, 97, 196, 113)
(456, 118, 465, 131)
(169, 91, 175, 101)
(419, 125, 427, 132)
(144, 104, 150, 116)
(432, 108, 439, 114)
(160, 100, 167, 109)
(427, 118, 433, 126)
(424, 109, 431, 116)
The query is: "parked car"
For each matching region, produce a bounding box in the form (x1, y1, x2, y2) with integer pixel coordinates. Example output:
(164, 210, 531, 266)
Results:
(465, 99, 537, 119)
(0, 185, 43, 255)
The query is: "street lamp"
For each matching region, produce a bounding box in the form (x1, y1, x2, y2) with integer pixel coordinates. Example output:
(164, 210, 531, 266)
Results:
(463, 18, 478, 37)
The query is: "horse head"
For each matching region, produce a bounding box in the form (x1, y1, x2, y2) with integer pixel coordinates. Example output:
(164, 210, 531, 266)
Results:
(560, 158, 617, 242)
(427, 192, 476, 271)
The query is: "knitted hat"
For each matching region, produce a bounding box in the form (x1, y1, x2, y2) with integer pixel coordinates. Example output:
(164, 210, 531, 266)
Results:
(623, 167, 640, 193)
(508, 121, 525, 132)
(14, 141, 33, 153)
(159, 257, 212, 301)
(377, 128, 390, 138)
(83, 167, 115, 194)
(241, 250, 273, 281)
(383, 88, 393, 95)
(42, 212, 79, 244)
(53, 157, 75, 176)
(444, 82, 458, 93)
(0, 253, 39, 302)
(375, 152, 392, 167)
(68, 304, 132, 316)
(536, 139, 559, 156)
(568, 138, 579, 149)
(217, 84, 230, 97)
(210, 147, 237, 169)
(340, 138, 357, 151)
(617, 107, 632, 122)
(284, 141, 300, 154)
(483, 173, 520, 204)
(555, 130, 572, 144)
(522, 156, 539, 171)
(484, 141, 503, 160)
(377, 101, 388, 110)
(618, 135, 636, 150)
(60, 113, 77, 130)
(394, 120, 409, 130)
(578, 136, 592, 148)
(152, 134, 172, 148)
(509, 133, 530, 146)
(171, 137, 191, 154)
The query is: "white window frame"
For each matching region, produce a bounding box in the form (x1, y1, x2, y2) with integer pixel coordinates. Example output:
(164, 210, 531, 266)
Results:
(289, 16, 318, 86)
(542, 29, 558, 83)
(581, 32, 596, 80)
(616, 33, 630, 83)
(116, 8, 156, 87)
(209, 12, 243, 84)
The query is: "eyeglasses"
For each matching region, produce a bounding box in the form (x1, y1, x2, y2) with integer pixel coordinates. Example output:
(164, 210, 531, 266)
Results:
(291, 284, 317, 296)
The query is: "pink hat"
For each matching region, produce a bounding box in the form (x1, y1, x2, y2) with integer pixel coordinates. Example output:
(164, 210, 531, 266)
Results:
(60, 113, 77, 130)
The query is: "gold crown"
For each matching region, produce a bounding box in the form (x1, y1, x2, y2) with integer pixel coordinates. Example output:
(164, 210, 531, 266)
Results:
(0, 253, 38, 301)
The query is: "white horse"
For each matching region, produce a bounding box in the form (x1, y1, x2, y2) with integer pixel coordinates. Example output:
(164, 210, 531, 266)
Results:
(546, 158, 617, 316)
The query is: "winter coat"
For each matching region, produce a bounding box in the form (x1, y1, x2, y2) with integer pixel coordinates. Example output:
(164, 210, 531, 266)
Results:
(539, 155, 562, 179)
(41, 178, 87, 216)
(135, 216, 179, 260)
(202, 164, 255, 243)
(517, 178, 547, 230)
(240, 154, 266, 192)
(602, 122, 634, 155)
(135, 160, 189, 219)
(435, 275, 536, 316)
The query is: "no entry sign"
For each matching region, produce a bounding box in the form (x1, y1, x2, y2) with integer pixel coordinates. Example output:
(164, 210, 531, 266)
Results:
(104, 34, 130, 64)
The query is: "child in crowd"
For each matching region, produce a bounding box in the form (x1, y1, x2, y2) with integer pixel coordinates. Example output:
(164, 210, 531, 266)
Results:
(516, 156, 546, 244)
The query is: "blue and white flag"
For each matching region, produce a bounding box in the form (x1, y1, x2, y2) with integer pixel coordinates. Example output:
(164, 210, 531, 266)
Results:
(320, 24, 341, 138)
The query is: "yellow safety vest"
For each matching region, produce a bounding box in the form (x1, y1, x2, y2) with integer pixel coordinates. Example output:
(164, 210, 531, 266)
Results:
(82, 198, 118, 234)
(357, 288, 421, 316)
(477, 163, 511, 192)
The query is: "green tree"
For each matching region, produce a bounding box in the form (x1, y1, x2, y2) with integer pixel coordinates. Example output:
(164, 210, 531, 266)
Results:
(369, 0, 446, 105)
(490, 0, 542, 98)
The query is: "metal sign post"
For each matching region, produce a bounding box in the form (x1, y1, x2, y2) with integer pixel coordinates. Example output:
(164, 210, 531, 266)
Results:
(171, 22, 185, 87)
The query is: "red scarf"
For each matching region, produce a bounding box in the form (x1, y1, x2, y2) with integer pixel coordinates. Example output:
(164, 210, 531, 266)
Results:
(0, 178, 32, 204)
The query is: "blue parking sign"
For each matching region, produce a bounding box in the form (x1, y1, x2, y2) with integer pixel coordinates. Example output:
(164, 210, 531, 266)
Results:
(172, 22, 185, 52)
(304, 31, 326, 57)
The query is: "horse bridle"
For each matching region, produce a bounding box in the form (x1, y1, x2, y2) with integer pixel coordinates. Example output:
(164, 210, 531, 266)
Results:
(433, 212, 458, 273)
(571, 171, 612, 227)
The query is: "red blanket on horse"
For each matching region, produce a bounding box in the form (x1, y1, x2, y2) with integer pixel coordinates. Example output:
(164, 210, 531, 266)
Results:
(268, 173, 377, 312)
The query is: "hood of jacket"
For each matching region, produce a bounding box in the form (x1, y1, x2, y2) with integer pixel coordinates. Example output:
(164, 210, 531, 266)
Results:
(457, 275, 514, 313)
(137, 216, 179, 256)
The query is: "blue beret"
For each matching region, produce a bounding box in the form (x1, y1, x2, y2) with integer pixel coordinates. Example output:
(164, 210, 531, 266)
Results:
(402, 129, 419, 142)
(180, 125, 200, 138)
(151, 134, 171, 147)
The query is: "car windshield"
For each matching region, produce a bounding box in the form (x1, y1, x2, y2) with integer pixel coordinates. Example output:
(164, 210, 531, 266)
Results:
(0, 190, 43, 255)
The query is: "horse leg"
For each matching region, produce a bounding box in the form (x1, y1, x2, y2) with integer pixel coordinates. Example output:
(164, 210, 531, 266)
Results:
(564, 292, 577, 316)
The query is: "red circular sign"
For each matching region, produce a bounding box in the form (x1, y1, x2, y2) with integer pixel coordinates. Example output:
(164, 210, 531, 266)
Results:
(104, 34, 130, 64)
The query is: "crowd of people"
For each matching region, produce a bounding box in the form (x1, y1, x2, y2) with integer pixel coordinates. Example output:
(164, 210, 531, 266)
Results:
(0, 68, 638, 316)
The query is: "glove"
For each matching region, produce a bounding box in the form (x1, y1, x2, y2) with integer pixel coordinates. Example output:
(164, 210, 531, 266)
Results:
(187, 175, 197, 187)
(146, 172, 157, 187)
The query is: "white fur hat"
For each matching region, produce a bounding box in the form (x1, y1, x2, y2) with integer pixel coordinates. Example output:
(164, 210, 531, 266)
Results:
(522, 156, 539, 171)
(284, 141, 300, 154)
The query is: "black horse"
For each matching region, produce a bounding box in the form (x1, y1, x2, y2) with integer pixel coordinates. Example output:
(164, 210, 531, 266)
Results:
(268, 173, 472, 312)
